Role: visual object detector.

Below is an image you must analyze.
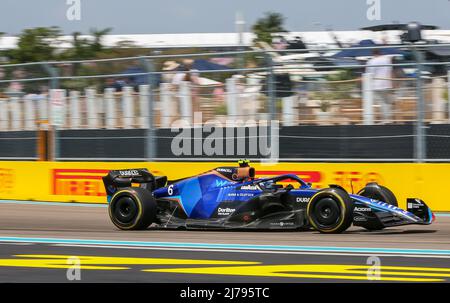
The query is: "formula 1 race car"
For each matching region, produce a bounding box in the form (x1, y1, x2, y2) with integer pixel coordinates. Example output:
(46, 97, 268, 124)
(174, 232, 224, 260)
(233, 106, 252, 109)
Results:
(102, 161, 434, 233)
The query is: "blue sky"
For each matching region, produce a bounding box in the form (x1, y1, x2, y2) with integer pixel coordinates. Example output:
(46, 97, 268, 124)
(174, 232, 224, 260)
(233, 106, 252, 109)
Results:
(1, 0, 449, 35)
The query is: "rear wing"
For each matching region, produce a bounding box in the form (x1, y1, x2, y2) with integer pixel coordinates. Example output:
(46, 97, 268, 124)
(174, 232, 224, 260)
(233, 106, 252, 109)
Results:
(102, 168, 167, 196)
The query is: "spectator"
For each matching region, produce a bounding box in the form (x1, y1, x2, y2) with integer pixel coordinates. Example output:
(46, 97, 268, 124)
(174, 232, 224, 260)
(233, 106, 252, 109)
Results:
(273, 36, 288, 50)
(104, 77, 128, 92)
(287, 36, 307, 51)
(365, 49, 394, 124)
(161, 61, 180, 84)
(171, 65, 188, 86)
(180, 59, 201, 113)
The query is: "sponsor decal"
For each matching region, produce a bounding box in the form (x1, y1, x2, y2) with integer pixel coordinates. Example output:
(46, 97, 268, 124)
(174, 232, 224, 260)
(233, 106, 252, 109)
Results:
(371, 201, 413, 218)
(270, 222, 295, 227)
(354, 207, 372, 212)
(52, 169, 109, 196)
(217, 207, 236, 216)
(408, 200, 424, 209)
(227, 192, 255, 197)
(118, 170, 140, 176)
(373, 201, 397, 210)
(240, 185, 260, 191)
(216, 168, 233, 173)
(415, 198, 424, 204)
(215, 180, 229, 187)
(0, 168, 14, 194)
(296, 197, 310, 203)
(408, 203, 421, 209)
(353, 216, 368, 222)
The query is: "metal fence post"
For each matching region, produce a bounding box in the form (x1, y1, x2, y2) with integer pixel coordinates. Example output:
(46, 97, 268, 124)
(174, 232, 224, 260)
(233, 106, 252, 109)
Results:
(179, 81, 193, 125)
(42, 63, 60, 161)
(23, 94, 36, 130)
(69, 91, 81, 129)
(10, 96, 20, 131)
(413, 47, 426, 162)
(160, 83, 172, 128)
(139, 85, 150, 129)
(362, 73, 374, 125)
(0, 99, 7, 130)
(104, 88, 116, 129)
(264, 53, 276, 123)
(85, 88, 98, 128)
(282, 96, 295, 126)
(140, 58, 156, 161)
(226, 77, 238, 122)
(122, 86, 134, 129)
(448, 69, 450, 124)
(264, 52, 276, 162)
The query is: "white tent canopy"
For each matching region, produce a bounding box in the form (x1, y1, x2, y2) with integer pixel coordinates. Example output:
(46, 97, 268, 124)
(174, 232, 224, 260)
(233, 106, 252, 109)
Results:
(1, 30, 450, 50)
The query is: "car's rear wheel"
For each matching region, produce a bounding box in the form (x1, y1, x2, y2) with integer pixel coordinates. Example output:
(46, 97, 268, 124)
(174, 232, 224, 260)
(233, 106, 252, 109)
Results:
(307, 188, 354, 233)
(109, 187, 156, 230)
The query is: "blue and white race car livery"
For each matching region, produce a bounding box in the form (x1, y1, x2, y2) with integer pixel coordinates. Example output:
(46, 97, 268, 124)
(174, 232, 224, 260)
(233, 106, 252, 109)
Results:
(102, 161, 434, 233)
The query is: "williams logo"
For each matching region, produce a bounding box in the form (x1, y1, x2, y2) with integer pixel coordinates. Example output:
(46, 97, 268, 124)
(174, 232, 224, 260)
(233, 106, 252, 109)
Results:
(215, 180, 229, 187)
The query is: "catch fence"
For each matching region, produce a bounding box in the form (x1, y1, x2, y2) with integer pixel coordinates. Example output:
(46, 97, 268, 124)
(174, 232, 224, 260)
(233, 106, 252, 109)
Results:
(0, 45, 449, 162)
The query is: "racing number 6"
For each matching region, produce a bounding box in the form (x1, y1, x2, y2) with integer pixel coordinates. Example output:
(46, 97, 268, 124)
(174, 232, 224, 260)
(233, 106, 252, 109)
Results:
(168, 185, 174, 196)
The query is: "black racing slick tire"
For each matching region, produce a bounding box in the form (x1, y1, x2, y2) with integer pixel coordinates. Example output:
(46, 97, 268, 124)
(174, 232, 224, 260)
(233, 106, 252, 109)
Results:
(357, 183, 398, 207)
(108, 187, 157, 230)
(307, 188, 354, 234)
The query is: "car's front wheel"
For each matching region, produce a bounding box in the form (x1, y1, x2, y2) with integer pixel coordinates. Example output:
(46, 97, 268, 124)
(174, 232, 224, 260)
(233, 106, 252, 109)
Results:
(357, 183, 398, 231)
(307, 188, 354, 233)
(108, 187, 156, 230)
(357, 183, 398, 207)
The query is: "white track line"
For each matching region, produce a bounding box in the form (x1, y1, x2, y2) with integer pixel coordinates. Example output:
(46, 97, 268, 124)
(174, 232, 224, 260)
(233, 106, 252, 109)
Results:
(0, 242, 33, 246)
(49, 243, 450, 259)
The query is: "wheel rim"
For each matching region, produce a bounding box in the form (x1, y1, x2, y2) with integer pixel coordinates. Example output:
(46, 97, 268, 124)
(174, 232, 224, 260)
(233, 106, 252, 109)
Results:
(312, 197, 341, 228)
(113, 196, 138, 224)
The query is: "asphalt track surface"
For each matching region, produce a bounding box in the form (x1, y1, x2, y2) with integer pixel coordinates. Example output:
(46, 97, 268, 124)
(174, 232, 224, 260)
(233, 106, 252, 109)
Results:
(1, 201, 450, 282)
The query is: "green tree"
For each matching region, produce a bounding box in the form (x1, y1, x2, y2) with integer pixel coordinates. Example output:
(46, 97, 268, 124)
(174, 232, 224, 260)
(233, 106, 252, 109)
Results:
(252, 12, 287, 44)
(9, 27, 61, 63)
(61, 28, 113, 60)
(90, 27, 112, 53)
(72, 31, 93, 59)
(0, 32, 5, 61)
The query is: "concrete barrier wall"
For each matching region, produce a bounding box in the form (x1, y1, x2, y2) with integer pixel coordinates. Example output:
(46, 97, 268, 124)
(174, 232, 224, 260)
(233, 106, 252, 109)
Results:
(0, 161, 449, 211)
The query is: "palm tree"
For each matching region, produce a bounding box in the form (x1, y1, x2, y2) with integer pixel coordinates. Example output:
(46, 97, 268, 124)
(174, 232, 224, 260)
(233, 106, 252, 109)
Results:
(252, 12, 287, 44)
(90, 27, 112, 53)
